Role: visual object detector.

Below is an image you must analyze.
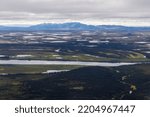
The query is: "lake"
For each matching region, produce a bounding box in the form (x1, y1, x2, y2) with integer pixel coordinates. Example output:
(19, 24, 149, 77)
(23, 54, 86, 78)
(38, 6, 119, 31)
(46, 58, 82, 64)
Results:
(0, 60, 138, 67)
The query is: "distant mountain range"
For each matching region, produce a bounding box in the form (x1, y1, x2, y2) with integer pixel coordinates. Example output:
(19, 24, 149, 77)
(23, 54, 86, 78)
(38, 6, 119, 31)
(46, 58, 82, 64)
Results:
(0, 22, 150, 31)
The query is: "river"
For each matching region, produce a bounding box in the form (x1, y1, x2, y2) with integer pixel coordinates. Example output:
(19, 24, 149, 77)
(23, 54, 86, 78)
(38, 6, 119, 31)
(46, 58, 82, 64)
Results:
(0, 60, 138, 67)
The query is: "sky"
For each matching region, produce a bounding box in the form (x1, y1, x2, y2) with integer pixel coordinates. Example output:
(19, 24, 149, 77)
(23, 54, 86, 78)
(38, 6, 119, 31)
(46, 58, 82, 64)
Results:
(0, 0, 150, 26)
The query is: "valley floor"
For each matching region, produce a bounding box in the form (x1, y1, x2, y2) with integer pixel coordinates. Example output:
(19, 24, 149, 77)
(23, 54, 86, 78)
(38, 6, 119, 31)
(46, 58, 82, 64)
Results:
(0, 30, 150, 99)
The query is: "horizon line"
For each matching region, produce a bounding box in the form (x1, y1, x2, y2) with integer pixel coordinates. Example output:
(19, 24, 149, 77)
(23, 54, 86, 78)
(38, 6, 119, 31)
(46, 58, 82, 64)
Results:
(1, 22, 150, 28)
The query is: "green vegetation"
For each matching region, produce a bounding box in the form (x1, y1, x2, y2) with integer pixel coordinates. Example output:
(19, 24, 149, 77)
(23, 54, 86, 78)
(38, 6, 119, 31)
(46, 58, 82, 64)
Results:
(0, 64, 150, 99)
(127, 52, 145, 59)
(1, 50, 149, 62)
(0, 65, 82, 74)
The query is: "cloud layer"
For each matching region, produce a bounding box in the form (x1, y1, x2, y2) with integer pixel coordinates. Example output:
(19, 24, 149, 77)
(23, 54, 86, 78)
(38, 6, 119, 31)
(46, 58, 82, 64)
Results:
(0, 0, 150, 26)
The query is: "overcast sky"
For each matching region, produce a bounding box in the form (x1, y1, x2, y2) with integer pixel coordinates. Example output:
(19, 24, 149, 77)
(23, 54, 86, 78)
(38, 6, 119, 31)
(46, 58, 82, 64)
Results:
(0, 0, 150, 26)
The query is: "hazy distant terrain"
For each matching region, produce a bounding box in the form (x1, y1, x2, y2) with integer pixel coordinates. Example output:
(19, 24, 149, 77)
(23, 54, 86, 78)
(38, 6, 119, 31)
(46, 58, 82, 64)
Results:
(0, 23, 150, 99)
(1, 22, 150, 31)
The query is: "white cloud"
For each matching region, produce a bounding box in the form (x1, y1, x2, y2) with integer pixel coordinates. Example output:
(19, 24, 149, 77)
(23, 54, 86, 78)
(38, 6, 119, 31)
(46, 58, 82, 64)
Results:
(0, 0, 150, 26)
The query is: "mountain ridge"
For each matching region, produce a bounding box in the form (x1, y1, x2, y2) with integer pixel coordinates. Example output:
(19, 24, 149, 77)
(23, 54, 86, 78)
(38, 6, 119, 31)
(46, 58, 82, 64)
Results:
(0, 22, 150, 31)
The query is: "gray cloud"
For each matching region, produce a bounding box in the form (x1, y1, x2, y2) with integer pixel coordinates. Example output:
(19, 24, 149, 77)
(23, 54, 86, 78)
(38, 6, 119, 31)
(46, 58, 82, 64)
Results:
(0, 0, 150, 26)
